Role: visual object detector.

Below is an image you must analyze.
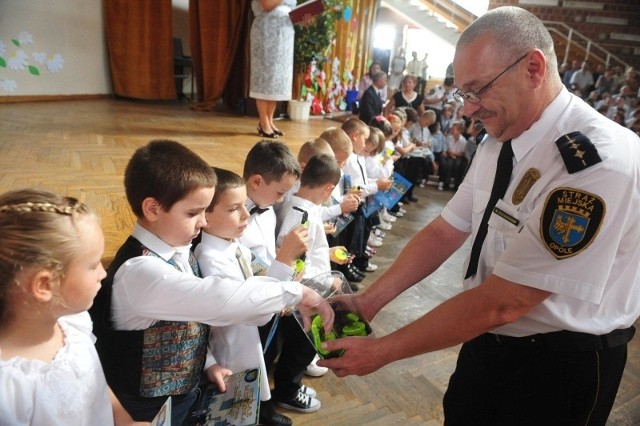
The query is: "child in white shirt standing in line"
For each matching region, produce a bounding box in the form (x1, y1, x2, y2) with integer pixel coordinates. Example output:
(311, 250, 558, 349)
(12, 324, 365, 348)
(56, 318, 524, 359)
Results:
(195, 167, 295, 416)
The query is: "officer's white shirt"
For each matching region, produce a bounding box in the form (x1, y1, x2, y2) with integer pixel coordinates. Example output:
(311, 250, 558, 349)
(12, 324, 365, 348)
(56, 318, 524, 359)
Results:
(442, 87, 640, 336)
(195, 233, 277, 401)
(111, 223, 302, 330)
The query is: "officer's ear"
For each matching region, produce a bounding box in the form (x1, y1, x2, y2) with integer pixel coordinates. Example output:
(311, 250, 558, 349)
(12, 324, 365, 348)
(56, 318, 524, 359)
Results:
(526, 50, 546, 89)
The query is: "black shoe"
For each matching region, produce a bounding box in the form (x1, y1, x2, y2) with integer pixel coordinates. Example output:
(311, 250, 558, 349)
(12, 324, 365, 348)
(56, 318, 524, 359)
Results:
(408, 196, 419, 202)
(259, 400, 292, 426)
(344, 268, 363, 283)
(259, 411, 292, 426)
(349, 281, 360, 292)
(349, 265, 366, 278)
(272, 128, 284, 136)
(258, 123, 277, 138)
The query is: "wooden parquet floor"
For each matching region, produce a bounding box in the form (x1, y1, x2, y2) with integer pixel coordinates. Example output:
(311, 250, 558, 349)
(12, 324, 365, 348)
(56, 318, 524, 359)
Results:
(1, 99, 639, 425)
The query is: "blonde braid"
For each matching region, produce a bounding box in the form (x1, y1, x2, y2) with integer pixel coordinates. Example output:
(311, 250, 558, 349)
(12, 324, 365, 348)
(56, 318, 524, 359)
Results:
(0, 198, 87, 216)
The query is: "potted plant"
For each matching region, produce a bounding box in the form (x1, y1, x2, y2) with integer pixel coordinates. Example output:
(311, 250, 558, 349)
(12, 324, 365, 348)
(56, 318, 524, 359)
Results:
(289, 0, 346, 119)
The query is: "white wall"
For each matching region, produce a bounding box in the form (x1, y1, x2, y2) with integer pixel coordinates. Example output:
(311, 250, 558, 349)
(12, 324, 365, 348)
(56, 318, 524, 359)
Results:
(0, 0, 110, 97)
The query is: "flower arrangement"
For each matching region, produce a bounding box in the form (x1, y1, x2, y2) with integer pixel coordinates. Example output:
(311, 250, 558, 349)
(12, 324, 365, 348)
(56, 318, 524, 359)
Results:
(292, 0, 348, 109)
(293, 0, 345, 72)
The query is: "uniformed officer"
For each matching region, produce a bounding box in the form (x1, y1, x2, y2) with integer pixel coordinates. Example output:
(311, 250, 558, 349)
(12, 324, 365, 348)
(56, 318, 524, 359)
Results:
(319, 6, 640, 425)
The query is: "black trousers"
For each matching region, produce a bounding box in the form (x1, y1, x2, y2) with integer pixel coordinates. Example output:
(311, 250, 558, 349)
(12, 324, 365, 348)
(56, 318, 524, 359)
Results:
(260, 314, 316, 400)
(443, 331, 630, 426)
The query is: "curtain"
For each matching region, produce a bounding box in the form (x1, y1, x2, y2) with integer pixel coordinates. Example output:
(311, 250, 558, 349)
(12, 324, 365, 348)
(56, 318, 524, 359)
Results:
(189, 0, 250, 111)
(104, 0, 176, 100)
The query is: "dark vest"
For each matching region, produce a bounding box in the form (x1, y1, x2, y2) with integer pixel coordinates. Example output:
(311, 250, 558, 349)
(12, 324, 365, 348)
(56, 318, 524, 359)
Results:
(89, 236, 208, 397)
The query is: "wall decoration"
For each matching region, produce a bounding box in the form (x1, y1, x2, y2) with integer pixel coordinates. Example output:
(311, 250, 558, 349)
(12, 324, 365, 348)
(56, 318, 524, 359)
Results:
(0, 31, 65, 93)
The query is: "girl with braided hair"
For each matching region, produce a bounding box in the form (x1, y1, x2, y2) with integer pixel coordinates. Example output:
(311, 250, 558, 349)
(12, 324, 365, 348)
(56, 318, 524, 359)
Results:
(0, 189, 145, 425)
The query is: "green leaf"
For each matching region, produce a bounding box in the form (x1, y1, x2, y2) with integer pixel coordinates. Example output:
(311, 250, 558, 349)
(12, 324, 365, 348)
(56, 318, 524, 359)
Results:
(28, 65, 40, 76)
(0, 57, 6, 68)
(12, 39, 19, 47)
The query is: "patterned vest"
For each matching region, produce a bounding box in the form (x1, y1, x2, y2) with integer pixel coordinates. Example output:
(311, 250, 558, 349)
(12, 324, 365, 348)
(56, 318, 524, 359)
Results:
(89, 236, 209, 397)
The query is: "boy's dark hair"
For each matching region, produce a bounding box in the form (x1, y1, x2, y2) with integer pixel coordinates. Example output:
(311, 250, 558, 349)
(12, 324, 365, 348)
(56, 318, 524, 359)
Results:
(300, 154, 341, 189)
(341, 117, 369, 138)
(243, 140, 301, 183)
(403, 107, 419, 124)
(124, 139, 217, 218)
(207, 167, 245, 212)
(368, 115, 393, 137)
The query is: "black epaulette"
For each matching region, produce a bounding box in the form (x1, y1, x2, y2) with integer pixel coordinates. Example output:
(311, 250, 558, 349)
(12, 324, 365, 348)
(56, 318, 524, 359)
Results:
(555, 131, 602, 174)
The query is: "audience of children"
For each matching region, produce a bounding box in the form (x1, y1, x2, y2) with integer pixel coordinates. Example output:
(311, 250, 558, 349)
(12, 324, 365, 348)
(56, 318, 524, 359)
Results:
(0, 189, 146, 425)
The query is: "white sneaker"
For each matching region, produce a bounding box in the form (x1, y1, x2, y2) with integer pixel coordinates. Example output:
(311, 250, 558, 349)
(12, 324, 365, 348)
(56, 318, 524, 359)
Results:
(398, 207, 407, 214)
(377, 221, 392, 231)
(366, 263, 378, 272)
(368, 237, 383, 247)
(438, 182, 444, 191)
(304, 357, 328, 377)
(381, 212, 397, 222)
(390, 210, 404, 218)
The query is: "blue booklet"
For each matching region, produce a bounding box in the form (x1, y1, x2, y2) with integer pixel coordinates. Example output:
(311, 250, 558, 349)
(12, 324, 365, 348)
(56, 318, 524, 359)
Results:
(375, 172, 412, 209)
(362, 173, 412, 218)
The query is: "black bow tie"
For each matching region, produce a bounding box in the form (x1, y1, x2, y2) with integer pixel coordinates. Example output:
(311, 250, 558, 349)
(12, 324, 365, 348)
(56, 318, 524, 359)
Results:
(250, 206, 269, 215)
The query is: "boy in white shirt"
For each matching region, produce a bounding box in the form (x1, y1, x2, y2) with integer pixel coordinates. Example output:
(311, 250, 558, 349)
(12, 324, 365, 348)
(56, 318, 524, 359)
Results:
(239, 140, 322, 418)
(194, 168, 277, 419)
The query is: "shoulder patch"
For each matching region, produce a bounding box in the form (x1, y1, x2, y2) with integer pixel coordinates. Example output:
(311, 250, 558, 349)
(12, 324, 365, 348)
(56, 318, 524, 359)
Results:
(540, 187, 605, 259)
(555, 131, 601, 174)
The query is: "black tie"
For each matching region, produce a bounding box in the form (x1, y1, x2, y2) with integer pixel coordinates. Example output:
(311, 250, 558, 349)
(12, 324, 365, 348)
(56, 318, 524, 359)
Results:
(250, 206, 269, 215)
(465, 140, 514, 279)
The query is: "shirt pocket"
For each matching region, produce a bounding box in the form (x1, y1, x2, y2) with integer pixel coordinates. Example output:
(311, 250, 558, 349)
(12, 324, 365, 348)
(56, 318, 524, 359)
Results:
(486, 199, 524, 267)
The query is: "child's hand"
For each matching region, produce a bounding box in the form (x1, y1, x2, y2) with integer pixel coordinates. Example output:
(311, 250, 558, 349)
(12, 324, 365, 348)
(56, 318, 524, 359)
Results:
(340, 193, 360, 213)
(329, 246, 351, 265)
(377, 179, 392, 192)
(349, 186, 363, 198)
(276, 225, 309, 265)
(297, 286, 335, 334)
(324, 222, 337, 235)
(206, 364, 233, 393)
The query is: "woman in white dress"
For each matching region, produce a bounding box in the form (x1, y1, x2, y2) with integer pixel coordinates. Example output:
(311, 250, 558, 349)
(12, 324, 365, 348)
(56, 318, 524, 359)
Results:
(250, 0, 296, 138)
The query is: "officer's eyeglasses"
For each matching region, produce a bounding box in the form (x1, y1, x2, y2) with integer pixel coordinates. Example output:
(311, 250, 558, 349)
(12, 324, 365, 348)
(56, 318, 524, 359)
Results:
(453, 53, 529, 104)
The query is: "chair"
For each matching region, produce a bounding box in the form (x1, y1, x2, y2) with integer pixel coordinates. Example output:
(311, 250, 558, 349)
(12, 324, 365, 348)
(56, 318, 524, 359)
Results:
(173, 37, 194, 102)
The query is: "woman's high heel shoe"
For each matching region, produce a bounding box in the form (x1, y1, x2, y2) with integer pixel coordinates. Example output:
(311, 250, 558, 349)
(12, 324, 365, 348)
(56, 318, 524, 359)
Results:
(272, 128, 284, 136)
(258, 123, 277, 138)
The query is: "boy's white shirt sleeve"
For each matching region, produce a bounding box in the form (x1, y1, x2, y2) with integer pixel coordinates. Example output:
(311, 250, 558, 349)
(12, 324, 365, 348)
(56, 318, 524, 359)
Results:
(320, 203, 342, 222)
(111, 255, 303, 330)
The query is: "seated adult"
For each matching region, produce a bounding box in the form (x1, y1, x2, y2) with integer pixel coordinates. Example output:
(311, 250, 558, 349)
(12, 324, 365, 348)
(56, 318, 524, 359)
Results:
(359, 72, 388, 126)
(384, 75, 425, 116)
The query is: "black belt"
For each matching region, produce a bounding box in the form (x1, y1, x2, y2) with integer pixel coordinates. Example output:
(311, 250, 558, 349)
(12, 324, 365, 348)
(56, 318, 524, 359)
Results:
(485, 326, 635, 352)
